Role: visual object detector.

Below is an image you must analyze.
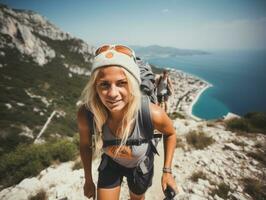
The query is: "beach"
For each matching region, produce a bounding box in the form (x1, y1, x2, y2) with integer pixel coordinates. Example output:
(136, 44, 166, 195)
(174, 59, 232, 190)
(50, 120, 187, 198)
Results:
(167, 69, 212, 120)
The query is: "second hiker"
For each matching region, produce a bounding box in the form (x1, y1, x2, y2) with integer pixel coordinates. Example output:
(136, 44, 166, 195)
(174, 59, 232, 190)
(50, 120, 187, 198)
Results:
(156, 70, 173, 113)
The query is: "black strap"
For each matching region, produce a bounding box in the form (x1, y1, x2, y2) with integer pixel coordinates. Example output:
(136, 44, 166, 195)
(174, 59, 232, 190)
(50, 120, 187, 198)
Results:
(102, 134, 162, 148)
(86, 109, 94, 135)
(140, 95, 161, 155)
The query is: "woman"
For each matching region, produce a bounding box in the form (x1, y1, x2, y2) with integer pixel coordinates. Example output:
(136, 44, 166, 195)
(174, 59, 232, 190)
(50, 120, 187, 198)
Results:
(77, 45, 177, 200)
(156, 70, 173, 113)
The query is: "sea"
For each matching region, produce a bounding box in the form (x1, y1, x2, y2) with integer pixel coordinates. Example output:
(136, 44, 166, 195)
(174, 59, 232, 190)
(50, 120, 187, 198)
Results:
(147, 50, 266, 120)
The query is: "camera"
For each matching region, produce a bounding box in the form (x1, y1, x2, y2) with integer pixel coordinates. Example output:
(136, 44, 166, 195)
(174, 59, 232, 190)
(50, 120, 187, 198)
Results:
(163, 185, 176, 200)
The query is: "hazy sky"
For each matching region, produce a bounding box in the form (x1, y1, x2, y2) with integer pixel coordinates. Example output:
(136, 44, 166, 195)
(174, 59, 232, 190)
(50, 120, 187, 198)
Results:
(1, 0, 266, 50)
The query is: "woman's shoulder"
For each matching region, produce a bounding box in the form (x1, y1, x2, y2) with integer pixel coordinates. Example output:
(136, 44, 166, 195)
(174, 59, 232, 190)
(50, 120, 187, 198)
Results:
(149, 103, 174, 132)
(149, 103, 166, 124)
(77, 104, 90, 128)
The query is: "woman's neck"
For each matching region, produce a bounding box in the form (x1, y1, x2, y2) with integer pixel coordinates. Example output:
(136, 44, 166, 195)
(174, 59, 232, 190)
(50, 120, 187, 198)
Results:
(108, 110, 125, 122)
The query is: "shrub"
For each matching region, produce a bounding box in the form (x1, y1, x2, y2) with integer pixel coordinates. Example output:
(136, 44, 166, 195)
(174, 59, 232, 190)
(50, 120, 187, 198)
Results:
(0, 139, 78, 188)
(247, 149, 266, 166)
(226, 118, 250, 132)
(186, 131, 215, 150)
(175, 137, 185, 149)
(242, 178, 266, 200)
(168, 112, 185, 119)
(29, 189, 47, 200)
(190, 170, 207, 182)
(51, 140, 77, 162)
(211, 183, 231, 199)
(231, 139, 246, 147)
(244, 112, 266, 130)
(226, 112, 266, 134)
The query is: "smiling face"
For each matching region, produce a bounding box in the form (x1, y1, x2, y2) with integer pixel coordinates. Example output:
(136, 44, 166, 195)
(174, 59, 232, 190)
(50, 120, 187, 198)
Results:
(95, 66, 130, 113)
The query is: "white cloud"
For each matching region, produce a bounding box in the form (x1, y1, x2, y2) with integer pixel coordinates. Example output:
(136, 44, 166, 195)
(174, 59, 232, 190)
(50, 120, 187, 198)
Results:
(161, 8, 169, 13)
(170, 17, 266, 49)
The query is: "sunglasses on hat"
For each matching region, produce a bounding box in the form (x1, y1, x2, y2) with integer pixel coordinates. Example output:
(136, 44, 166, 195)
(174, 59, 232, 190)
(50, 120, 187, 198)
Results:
(95, 45, 136, 59)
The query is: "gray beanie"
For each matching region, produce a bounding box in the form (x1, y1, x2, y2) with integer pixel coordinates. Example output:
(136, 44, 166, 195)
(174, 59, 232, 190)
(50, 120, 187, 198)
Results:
(91, 49, 141, 84)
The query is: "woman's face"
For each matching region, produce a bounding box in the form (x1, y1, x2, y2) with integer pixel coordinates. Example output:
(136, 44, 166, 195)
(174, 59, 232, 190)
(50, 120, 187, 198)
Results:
(95, 66, 130, 113)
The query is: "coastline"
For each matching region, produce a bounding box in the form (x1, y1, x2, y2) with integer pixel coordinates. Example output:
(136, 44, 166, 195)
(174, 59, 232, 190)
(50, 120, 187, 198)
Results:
(166, 67, 213, 121)
(188, 84, 212, 121)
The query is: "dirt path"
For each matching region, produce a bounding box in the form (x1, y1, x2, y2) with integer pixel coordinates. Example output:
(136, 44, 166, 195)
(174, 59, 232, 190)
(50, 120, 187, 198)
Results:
(145, 141, 165, 200)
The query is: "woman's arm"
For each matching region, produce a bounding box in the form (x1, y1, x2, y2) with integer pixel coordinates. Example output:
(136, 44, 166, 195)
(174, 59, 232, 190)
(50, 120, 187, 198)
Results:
(77, 106, 95, 198)
(150, 103, 177, 192)
(167, 77, 174, 92)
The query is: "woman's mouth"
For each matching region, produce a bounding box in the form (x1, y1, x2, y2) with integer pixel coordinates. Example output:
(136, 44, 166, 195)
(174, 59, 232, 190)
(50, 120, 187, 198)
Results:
(106, 99, 122, 106)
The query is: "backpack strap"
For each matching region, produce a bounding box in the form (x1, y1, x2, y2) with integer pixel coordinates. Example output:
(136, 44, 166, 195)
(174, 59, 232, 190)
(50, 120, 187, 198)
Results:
(86, 109, 94, 135)
(140, 95, 161, 155)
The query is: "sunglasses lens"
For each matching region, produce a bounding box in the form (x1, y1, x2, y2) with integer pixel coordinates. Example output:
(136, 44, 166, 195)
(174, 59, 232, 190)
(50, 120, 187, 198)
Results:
(95, 45, 110, 55)
(115, 45, 133, 57)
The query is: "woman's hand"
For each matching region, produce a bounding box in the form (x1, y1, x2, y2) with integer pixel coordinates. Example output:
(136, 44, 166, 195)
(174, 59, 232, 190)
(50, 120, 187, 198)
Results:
(161, 173, 178, 195)
(84, 179, 96, 199)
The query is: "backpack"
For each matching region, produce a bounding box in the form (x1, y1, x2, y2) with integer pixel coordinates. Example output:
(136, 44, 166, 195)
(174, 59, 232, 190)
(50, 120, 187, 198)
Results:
(136, 57, 157, 104)
(86, 96, 161, 155)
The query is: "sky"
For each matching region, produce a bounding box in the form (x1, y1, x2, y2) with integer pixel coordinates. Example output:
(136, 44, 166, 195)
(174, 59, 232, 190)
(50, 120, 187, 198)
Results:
(1, 0, 266, 50)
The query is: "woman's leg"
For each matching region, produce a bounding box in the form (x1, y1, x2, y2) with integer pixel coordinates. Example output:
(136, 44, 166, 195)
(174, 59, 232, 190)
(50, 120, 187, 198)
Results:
(129, 191, 145, 200)
(97, 186, 121, 200)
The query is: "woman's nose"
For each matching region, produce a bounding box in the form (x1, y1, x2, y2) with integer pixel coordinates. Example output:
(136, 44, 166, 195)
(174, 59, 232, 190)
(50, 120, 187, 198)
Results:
(107, 85, 119, 98)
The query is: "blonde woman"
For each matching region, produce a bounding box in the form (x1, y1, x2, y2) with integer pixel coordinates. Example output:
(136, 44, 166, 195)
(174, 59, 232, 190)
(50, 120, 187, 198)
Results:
(77, 45, 177, 200)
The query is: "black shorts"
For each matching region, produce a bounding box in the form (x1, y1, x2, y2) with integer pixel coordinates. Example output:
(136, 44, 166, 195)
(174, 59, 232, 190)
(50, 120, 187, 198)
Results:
(97, 154, 154, 195)
(157, 94, 169, 103)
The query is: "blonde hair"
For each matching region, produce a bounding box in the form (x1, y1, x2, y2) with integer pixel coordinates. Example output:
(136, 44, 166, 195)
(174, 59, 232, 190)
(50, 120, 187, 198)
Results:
(79, 66, 142, 155)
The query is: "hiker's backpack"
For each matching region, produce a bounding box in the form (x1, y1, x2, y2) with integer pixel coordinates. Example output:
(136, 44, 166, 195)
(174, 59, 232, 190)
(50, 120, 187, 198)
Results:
(86, 96, 161, 155)
(136, 57, 157, 104)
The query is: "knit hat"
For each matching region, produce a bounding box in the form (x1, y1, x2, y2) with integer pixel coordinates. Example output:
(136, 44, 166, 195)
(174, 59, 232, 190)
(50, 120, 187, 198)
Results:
(91, 48, 141, 84)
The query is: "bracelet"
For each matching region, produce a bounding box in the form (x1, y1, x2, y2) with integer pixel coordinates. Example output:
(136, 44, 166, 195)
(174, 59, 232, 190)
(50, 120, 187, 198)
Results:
(163, 167, 172, 174)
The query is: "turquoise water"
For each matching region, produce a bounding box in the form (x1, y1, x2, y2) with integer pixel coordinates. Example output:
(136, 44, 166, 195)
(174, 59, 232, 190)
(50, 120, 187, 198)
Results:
(147, 50, 266, 119)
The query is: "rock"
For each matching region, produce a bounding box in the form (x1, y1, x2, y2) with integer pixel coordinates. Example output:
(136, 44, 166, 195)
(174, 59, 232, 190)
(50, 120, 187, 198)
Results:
(17, 177, 42, 194)
(188, 194, 206, 200)
(231, 192, 246, 200)
(223, 112, 240, 120)
(198, 179, 210, 187)
(214, 194, 224, 200)
(5, 103, 12, 109)
(0, 187, 28, 200)
(224, 143, 241, 151)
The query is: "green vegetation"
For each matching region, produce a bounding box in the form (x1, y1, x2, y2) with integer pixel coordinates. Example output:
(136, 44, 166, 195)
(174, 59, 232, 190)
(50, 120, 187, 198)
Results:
(168, 111, 185, 119)
(247, 148, 266, 166)
(242, 178, 266, 200)
(226, 112, 266, 134)
(29, 189, 47, 200)
(175, 137, 185, 149)
(0, 33, 91, 155)
(0, 139, 78, 188)
(230, 139, 246, 147)
(211, 183, 231, 199)
(190, 170, 207, 182)
(186, 131, 215, 150)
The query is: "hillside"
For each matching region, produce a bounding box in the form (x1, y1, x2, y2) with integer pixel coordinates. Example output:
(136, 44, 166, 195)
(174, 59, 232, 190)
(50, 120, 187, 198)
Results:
(0, 4, 93, 155)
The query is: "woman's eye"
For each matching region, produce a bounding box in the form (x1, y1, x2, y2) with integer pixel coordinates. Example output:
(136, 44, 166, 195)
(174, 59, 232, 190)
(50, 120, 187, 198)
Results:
(98, 82, 110, 89)
(117, 81, 128, 87)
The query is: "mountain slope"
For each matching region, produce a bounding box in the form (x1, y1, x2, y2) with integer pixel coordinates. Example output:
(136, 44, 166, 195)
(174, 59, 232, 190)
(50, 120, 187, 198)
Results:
(0, 4, 93, 155)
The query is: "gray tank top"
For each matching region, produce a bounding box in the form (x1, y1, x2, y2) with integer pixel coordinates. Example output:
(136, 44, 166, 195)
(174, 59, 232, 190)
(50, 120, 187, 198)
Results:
(102, 111, 149, 168)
